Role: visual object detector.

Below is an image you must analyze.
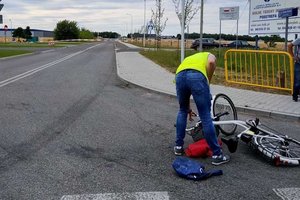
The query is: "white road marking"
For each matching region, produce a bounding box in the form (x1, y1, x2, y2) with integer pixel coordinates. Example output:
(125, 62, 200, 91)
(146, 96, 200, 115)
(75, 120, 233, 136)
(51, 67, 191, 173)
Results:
(61, 191, 169, 200)
(0, 44, 101, 88)
(41, 49, 55, 53)
(273, 188, 300, 200)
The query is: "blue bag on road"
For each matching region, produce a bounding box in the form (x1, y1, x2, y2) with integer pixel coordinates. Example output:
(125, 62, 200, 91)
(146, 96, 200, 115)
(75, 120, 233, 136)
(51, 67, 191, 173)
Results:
(172, 157, 223, 180)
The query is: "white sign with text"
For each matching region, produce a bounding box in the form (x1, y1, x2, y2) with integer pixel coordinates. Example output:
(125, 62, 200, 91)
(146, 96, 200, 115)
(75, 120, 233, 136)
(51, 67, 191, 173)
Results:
(220, 7, 239, 20)
(249, 0, 300, 35)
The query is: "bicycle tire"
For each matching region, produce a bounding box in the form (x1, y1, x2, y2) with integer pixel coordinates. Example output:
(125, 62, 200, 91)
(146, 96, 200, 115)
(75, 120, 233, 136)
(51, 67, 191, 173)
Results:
(212, 93, 238, 136)
(251, 128, 300, 166)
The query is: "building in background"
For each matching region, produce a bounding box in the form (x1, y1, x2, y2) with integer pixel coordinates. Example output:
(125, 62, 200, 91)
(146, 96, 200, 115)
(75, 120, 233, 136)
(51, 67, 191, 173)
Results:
(0, 28, 54, 42)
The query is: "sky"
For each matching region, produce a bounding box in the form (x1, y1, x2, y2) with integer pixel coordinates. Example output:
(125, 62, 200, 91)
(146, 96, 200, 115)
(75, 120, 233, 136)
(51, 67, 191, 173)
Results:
(0, 0, 251, 36)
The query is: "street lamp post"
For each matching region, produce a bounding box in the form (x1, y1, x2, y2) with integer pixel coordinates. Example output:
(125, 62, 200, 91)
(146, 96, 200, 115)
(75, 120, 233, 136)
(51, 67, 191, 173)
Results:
(143, 0, 146, 47)
(126, 13, 133, 39)
(181, 0, 185, 62)
(199, 0, 204, 51)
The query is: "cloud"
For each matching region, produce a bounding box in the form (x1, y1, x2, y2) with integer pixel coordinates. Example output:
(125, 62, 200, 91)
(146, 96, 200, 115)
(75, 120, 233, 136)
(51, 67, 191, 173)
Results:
(1, 0, 250, 36)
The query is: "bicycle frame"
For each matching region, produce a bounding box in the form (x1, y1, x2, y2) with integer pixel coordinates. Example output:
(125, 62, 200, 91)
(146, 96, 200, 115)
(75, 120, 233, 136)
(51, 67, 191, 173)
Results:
(213, 119, 288, 143)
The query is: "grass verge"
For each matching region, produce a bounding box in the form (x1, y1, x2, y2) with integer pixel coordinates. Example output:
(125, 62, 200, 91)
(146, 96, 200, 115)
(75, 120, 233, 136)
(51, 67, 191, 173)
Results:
(0, 50, 32, 58)
(0, 41, 90, 58)
(140, 49, 290, 95)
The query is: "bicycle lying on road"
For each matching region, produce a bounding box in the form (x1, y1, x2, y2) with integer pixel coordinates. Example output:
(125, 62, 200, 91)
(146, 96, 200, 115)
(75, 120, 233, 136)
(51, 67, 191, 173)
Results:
(186, 93, 300, 166)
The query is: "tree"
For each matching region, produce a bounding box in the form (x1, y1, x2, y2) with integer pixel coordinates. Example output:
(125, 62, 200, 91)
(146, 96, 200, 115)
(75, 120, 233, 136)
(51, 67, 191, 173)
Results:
(98, 32, 120, 38)
(12, 27, 25, 40)
(151, 0, 168, 47)
(24, 26, 32, 40)
(173, 0, 200, 30)
(54, 20, 80, 40)
(93, 32, 99, 38)
(79, 28, 94, 39)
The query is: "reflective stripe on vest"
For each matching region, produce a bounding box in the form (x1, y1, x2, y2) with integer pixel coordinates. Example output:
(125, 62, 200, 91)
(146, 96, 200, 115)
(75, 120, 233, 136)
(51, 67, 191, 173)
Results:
(176, 52, 210, 80)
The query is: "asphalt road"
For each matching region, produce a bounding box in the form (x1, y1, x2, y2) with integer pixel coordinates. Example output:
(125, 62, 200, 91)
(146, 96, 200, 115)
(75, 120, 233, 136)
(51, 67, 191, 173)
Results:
(0, 41, 299, 200)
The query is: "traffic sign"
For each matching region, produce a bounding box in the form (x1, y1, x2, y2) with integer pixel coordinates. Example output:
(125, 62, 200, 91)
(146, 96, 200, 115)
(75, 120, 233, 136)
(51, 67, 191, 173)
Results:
(0, 4, 3, 11)
(278, 7, 298, 18)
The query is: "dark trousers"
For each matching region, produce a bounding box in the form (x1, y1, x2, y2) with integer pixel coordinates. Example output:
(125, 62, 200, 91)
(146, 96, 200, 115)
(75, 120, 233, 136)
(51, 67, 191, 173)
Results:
(293, 62, 300, 97)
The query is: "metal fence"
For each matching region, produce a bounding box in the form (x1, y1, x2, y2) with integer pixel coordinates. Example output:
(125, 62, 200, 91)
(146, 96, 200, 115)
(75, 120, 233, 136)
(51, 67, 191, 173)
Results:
(224, 49, 294, 93)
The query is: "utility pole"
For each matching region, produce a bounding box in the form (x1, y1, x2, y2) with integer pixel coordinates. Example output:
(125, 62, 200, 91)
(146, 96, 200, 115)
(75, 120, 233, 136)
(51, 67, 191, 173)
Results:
(126, 13, 133, 39)
(143, 0, 146, 47)
(180, 0, 185, 62)
(199, 0, 204, 51)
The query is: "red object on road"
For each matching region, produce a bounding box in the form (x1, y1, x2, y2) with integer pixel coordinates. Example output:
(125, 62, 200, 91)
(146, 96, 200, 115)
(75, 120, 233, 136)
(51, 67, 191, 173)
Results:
(185, 138, 222, 158)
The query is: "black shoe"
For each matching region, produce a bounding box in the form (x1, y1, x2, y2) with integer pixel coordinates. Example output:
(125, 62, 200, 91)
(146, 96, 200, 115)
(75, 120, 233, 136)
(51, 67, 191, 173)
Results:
(293, 95, 298, 102)
(174, 146, 184, 156)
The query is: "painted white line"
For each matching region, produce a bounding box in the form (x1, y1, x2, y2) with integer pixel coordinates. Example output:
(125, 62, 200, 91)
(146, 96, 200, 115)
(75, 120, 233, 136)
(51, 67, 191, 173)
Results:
(41, 49, 55, 53)
(0, 52, 81, 88)
(0, 43, 102, 88)
(273, 188, 300, 200)
(61, 191, 169, 200)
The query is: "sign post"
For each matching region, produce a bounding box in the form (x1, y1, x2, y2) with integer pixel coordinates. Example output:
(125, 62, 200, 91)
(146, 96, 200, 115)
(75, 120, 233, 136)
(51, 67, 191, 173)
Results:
(278, 7, 298, 51)
(219, 6, 239, 49)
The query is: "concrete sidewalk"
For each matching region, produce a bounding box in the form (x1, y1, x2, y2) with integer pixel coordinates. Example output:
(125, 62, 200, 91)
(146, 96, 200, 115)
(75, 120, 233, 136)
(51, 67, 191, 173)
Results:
(115, 42, 300, 120)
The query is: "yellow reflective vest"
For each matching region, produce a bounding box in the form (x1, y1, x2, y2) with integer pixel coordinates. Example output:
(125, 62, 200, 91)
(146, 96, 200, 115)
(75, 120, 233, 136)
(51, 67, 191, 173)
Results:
(176, 52, 210, 81)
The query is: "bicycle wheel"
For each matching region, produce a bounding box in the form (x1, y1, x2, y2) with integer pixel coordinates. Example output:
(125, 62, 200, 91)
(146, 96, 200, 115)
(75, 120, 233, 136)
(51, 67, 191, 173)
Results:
(212, 93, 237, 136)
(252, 130, 300, 166)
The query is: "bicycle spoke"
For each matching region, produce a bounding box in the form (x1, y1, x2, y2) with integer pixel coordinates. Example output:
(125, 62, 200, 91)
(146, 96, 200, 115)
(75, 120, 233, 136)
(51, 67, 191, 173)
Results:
(212, 94, 237, 136)
(253, 132, 300, 165)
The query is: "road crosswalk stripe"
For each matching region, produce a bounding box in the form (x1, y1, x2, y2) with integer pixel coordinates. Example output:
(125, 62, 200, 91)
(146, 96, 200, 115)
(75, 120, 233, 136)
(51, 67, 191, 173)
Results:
(61, 191, 169, 200)
(273, 188, 300, 200)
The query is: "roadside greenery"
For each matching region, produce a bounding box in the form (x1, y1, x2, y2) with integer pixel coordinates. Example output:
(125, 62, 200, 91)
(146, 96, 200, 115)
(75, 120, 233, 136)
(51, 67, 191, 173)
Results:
(139, 48, 290, 95)
(140, 48, 226, 73)
(0, 50, 32, 58)
(0, 42, 85, 48)
(54, 20, 80, 40)
(140, 48, 226, 86)
(53, 19, 120, 40)
(180, 33, 285, 42)
(98, 32, 120, 38)
(79, 28, 95, 39)
(0, 42, 86, 58)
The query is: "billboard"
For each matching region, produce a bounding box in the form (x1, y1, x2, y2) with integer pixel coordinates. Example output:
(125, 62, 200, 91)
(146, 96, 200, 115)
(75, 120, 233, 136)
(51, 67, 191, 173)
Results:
(220, 7, 239, 20)
(249, 0, 300, 35)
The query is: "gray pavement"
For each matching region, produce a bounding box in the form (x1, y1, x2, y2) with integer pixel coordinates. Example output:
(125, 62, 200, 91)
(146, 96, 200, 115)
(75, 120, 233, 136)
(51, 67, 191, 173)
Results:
(115, 41, 300, 120)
